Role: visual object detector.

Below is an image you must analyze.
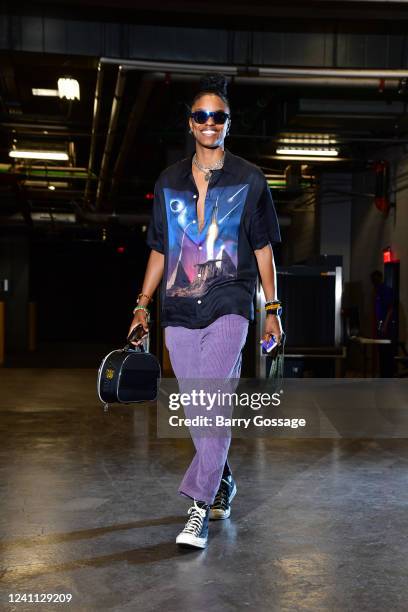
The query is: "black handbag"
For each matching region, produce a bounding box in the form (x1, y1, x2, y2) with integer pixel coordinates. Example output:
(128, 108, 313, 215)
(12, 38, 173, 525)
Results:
(97, 324, 161, 409)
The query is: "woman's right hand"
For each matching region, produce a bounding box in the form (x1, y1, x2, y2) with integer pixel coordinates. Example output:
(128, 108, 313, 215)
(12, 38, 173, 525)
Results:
(128, 310, 150, 346)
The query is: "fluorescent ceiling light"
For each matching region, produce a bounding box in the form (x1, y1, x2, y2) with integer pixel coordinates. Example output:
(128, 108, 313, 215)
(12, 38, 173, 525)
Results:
(23, 180, 69, 189)
(32, 88, 59, 97)
(9, 150, 69, 161)
(276, 148, 338, 157)
(279, 138, 338, 145)
(278, 133, 338, 145)
(32, 80, 80, 100)
(274, 155, 340, 162)
(58, 78, 80, 100)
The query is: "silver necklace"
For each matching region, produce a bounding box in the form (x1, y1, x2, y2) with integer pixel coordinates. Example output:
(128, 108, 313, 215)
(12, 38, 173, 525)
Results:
(192, 152, 225, 181)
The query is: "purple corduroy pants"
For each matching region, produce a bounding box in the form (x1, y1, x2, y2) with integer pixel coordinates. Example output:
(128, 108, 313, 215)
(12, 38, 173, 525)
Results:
(164, 314, 249, 504)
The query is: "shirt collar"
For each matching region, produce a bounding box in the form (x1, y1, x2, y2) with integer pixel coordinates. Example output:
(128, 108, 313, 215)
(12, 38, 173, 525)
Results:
(180, 148, 234, 178)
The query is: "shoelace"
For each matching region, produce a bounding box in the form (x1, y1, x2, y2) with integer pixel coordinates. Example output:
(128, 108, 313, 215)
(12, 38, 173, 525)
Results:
(212, 480, 229, 510)
(183, 500, 207, 535)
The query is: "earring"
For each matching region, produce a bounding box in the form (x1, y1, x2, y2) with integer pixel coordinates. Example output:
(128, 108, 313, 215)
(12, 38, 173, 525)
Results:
(189, 128, 192, 134)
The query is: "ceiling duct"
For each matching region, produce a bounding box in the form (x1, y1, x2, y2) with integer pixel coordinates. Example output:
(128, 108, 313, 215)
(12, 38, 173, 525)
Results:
(99, 57, 408, 83)
(94, 65, 127, 210)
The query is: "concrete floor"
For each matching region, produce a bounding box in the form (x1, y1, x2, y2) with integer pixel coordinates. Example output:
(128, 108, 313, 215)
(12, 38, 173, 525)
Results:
(1, 369, 408, 612)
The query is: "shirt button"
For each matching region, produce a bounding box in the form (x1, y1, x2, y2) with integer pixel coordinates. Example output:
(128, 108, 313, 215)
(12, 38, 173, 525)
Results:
(198, 245, 202, 250)
(197, 300, 202, 304)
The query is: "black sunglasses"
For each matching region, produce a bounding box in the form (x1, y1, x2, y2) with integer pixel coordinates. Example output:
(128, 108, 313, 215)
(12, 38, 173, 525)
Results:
(190, 110, 230, 125)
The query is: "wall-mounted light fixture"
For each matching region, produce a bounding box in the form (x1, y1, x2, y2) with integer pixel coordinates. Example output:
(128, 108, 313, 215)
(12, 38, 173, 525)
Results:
(32, 78, 80, 101)
(57, 78, 80, 101)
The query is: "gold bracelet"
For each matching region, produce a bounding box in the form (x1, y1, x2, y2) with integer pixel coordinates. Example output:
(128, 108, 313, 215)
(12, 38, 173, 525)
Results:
(265, 303, 283, 317)
(137, 292, 153, 303)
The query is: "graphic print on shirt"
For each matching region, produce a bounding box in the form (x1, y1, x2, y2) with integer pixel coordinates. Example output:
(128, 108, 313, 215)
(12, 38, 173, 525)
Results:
(164, 184, 249, 298)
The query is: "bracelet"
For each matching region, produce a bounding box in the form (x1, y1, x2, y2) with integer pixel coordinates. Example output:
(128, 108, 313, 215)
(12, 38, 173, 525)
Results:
(137, 292, 153, 303)
(266, 307, 283, 316)
(265, 301, 283, 317)
(133, 305, 150, 317)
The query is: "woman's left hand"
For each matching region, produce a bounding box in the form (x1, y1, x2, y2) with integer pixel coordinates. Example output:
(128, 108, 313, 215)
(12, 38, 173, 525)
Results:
(262, 314, 283, 345)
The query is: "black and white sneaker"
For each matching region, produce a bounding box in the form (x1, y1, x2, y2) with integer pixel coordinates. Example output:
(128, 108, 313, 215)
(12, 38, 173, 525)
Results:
(176, 500, 210, 549)
(209, 475, 237, 520)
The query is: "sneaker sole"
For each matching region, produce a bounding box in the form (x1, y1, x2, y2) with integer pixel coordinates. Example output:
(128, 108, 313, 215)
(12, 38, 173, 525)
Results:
(176, 532, 207, 549)
(209, 482, 237, 521)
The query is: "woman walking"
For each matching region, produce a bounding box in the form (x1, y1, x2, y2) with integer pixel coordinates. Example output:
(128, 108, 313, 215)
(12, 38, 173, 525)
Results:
(129, 74, 282, 549)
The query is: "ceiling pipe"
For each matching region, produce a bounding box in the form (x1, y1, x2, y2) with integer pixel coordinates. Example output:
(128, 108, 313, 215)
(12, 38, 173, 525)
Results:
(99, 57, 408, 80)
(85, 62, 104, 204)
(0, 122, 88, 136)
(100, 58, 237, 75)
(233, 77, 401, 88)
(94, 65, 127, 211)
(108, 69, 402, 89)
(109, 74, 156, 201)
(1, 164, 92, 175)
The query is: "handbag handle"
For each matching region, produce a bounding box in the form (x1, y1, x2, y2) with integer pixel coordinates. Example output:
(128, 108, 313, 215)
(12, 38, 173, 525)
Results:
(124, 323, 148, 352)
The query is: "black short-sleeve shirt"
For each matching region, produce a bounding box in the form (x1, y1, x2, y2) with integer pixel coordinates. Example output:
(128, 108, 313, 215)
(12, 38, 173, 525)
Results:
(146, 148, 281, 328)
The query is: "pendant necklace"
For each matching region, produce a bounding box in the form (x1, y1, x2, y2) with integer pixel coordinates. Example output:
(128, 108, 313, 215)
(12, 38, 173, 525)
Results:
(192, 152, 225, 182)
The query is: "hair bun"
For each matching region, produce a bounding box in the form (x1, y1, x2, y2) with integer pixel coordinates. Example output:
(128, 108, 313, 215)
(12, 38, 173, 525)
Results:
(199, 73, 228, 98)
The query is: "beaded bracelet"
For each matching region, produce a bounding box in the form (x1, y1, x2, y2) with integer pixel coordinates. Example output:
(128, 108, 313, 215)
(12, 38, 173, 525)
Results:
(133, 305, 150, 317)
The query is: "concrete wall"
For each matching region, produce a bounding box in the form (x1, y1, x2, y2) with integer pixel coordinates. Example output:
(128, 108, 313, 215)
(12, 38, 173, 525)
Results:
(394, 157, 408, 342)
(280, 182, 318, 266)
(287, 209, 317, 265)
(0, 232, 30, 352)
(319, 173, 352, 283)
(350, 148, 407, 341)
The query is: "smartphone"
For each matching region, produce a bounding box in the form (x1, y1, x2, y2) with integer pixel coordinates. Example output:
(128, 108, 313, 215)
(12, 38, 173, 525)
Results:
(261, 335, 278, 354)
